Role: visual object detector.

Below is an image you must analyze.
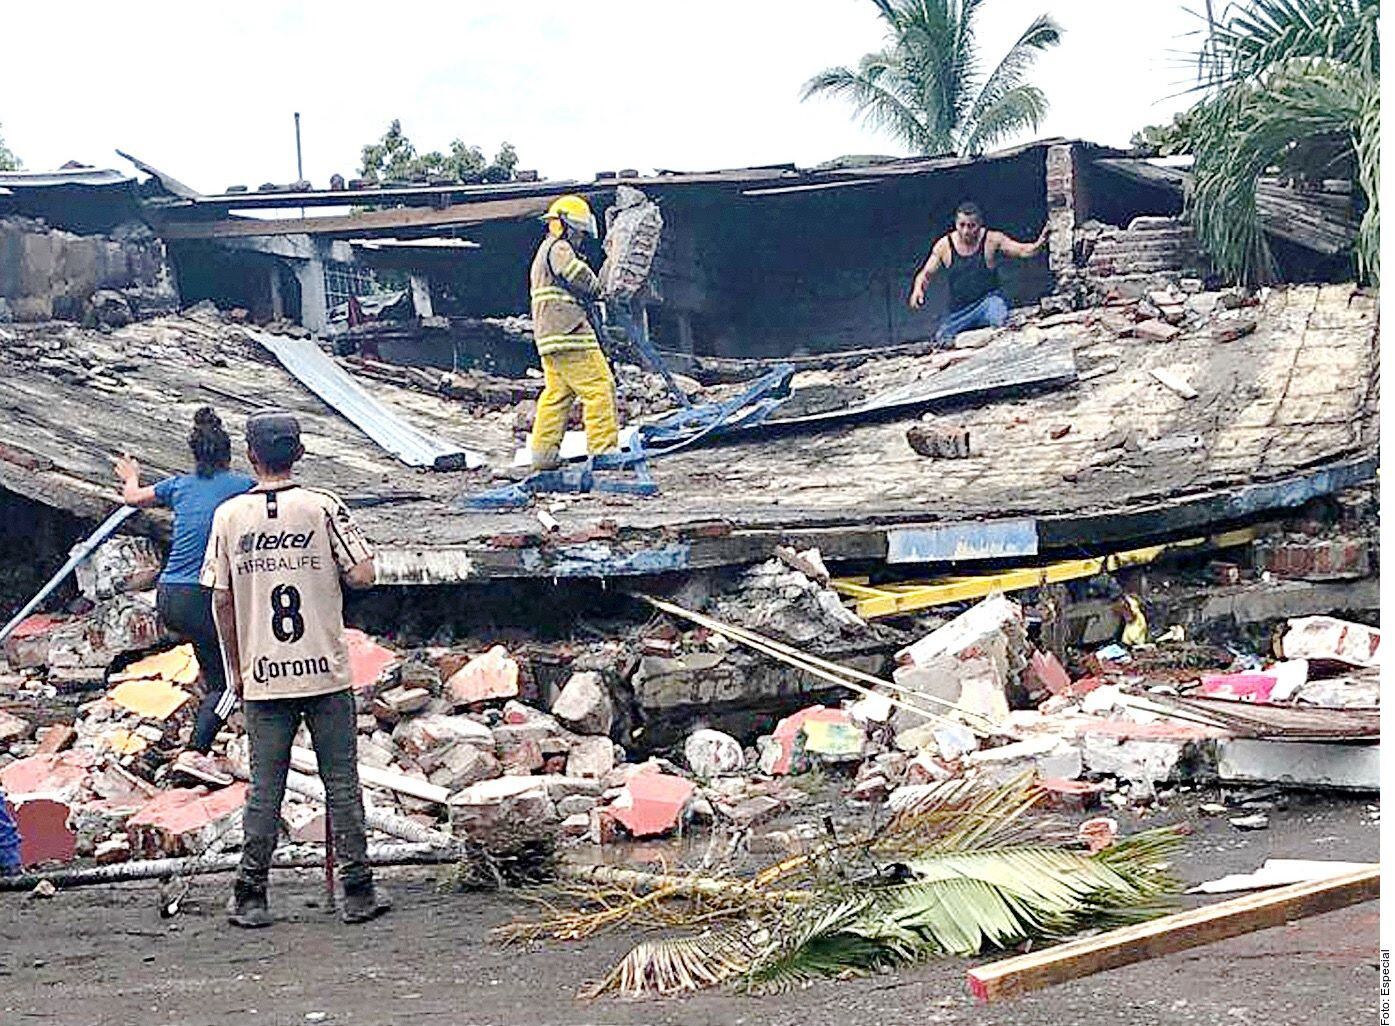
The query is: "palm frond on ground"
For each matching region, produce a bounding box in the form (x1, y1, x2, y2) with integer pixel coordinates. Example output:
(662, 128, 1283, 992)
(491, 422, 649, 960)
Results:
(578, 777, 1183, 997)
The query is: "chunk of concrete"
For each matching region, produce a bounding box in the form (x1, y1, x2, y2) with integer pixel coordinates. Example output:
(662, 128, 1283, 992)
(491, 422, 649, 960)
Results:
(393, 713, 493, 757)
(550, 671, 614, 736)
(125, 784, 248, 858)
(1281, 616, 1380, 668)
(684, 729, 744, 778)
(432, 741, 502, 789)
(446, 645, 520, 705)
(378, 685, 431, 716)
(76, 535, 161, 600)
(565, 735, 616, 779)
(448, 776, 557, 839)
(894, 595, 1026, 731)
(965, 736, 1082, 785)
(1217, 739, 1378, 792)
(1080, 734, 1187, 794)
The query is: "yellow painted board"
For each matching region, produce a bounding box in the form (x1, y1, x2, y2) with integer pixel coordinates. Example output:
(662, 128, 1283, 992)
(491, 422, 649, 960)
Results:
(834, 527, 1262, 620)
(108, 677, 191, 721)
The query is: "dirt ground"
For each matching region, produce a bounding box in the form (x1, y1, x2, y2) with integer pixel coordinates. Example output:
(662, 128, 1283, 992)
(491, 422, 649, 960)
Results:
(0, 793, 1378, 1026)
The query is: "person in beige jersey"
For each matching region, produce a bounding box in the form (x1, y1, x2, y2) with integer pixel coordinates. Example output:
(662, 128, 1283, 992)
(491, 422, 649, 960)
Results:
(202, 411, 390, 927)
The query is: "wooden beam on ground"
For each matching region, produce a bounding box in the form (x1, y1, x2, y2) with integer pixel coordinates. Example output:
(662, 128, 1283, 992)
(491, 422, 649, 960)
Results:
(966, 867, 1380, 1002)
(289, 746, 449, 805)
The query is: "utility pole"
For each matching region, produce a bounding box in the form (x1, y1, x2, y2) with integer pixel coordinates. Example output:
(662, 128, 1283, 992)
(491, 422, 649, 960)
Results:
(294, 111, 305, 218)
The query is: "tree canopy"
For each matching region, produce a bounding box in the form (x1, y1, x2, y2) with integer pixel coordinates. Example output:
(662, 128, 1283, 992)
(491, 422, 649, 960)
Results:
(359, 120, 519, 184)
(801, 0, 1062, 157)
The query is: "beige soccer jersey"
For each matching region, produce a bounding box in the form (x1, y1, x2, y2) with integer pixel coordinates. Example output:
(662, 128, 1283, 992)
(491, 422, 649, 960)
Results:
(200, 483, 373, 701)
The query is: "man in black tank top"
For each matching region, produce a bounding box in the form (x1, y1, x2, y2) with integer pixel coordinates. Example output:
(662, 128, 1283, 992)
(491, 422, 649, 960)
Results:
(909, 201, 1049, 343)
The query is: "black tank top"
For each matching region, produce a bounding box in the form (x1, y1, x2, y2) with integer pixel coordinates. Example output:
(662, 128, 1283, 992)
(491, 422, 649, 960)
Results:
(945, 236, 999, 311)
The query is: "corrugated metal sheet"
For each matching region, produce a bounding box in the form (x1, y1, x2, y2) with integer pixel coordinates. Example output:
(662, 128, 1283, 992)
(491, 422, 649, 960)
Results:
(243, 328, 483, 471)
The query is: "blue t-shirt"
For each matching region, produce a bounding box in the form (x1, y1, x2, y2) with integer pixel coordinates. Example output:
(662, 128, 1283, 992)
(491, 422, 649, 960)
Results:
(153, 471, 256, 585)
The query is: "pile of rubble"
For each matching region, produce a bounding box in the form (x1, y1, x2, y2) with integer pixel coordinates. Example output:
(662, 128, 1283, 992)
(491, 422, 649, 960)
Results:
(0, 517, 1379, 879)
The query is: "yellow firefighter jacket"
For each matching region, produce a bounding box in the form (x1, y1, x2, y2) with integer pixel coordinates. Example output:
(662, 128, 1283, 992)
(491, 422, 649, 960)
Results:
(530, 237, 602, 355)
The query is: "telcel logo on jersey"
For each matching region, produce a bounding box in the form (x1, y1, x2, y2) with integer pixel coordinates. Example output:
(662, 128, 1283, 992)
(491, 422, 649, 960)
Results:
(237, 530, 316, 554)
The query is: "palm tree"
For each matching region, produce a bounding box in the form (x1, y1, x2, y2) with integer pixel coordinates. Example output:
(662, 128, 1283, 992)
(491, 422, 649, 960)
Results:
(1181, 0, 1379, 285)
(801, 0, 1063, 157)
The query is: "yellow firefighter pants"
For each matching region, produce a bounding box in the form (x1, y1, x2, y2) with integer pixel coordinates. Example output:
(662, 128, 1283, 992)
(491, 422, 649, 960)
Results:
(529, 347, 620, 461)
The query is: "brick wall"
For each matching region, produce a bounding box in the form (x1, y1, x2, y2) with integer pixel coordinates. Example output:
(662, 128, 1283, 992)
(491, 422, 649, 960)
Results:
(1043, 143, 1211, 307)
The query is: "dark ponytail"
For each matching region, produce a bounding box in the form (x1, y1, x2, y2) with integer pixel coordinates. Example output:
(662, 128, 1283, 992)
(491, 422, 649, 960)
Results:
(189, 406, 232, 478)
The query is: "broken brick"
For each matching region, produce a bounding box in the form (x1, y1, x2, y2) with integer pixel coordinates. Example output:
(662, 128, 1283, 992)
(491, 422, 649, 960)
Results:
(1130, 319, 1181, 342)
(13, 797, 77, 866)
(1039, 777, 1107, 811)
(32, 725, 75, 755)
(0, 711, 33, 745)
(1256, 538, 1371, 581)
(1025, 650, 1073, 696)
(1210, 316, 1257, 343)
(550, 671, 614, 736)
(906, 422, 970, 459)
(446, 646, 520, 705)
(497, 737, 544, 776)
(125, 784, 248, 858)
(607, 771, 695, 839)
(2, 613, 66, 669)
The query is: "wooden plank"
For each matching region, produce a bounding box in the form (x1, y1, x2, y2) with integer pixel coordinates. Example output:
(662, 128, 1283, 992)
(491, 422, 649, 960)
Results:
(966, 868, 1380, 1002)
(289, 746, 450, 805)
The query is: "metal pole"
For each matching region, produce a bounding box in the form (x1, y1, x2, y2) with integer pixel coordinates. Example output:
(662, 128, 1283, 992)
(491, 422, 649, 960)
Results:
(294, 111, 305, 218)
(323, 802, 336, 912)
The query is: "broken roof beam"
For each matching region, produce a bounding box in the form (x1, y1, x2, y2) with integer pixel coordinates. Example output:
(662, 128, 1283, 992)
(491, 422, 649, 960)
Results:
(152, 193, 558, 240)
(1092, 158, 1358, 255)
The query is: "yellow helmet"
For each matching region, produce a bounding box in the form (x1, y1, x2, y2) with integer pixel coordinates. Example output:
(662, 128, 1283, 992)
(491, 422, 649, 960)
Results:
(542, 194, 598, 238)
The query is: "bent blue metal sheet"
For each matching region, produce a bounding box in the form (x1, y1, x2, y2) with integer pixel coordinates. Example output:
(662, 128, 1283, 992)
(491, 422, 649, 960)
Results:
(886, 518, 1039, 564)
(244, 328, 483, 471)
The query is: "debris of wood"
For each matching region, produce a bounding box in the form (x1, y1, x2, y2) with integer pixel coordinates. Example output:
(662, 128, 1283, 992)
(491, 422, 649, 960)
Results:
(966, 868, 1379, 1002)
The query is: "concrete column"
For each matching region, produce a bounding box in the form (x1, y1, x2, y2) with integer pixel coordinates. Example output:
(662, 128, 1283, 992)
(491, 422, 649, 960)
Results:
(409, 273, 434, 318)
(673, 311, 695, 355)
(294, 255, 328, 334)
(268, 264, 284, 321)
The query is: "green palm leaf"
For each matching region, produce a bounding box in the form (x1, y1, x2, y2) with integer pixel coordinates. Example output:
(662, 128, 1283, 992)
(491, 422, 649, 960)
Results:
(586, 775, 1186, 997)
(801, 0, 1062, 156)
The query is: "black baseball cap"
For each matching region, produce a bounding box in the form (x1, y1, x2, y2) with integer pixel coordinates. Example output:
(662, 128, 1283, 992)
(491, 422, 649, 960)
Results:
(245, 411, 301, 462)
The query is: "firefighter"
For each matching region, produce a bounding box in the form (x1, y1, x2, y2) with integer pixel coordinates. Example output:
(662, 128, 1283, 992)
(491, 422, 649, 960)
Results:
(527, 194, 619, 471)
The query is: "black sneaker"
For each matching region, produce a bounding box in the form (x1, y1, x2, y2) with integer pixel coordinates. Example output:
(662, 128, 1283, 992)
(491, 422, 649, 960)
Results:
(227, 880, 272, 928)
(340, 883, 392, 924)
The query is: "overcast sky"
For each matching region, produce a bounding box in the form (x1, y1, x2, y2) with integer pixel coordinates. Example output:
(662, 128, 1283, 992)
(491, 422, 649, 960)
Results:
(3, 1, 1206, 190)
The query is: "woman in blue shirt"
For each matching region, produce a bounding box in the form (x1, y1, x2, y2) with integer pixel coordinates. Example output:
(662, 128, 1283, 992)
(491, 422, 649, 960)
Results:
(115, 407, 254, 786)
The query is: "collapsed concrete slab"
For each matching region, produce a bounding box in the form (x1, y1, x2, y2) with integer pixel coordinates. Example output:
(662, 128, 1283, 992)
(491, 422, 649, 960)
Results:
(1217, 739, 1379, 792)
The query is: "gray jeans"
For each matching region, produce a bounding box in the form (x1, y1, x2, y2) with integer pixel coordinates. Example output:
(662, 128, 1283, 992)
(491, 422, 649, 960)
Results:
(239, 689, 372, 891)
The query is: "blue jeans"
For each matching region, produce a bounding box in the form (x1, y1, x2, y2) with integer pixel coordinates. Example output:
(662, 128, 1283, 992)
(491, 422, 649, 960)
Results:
(936, 291, 1008, 342)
